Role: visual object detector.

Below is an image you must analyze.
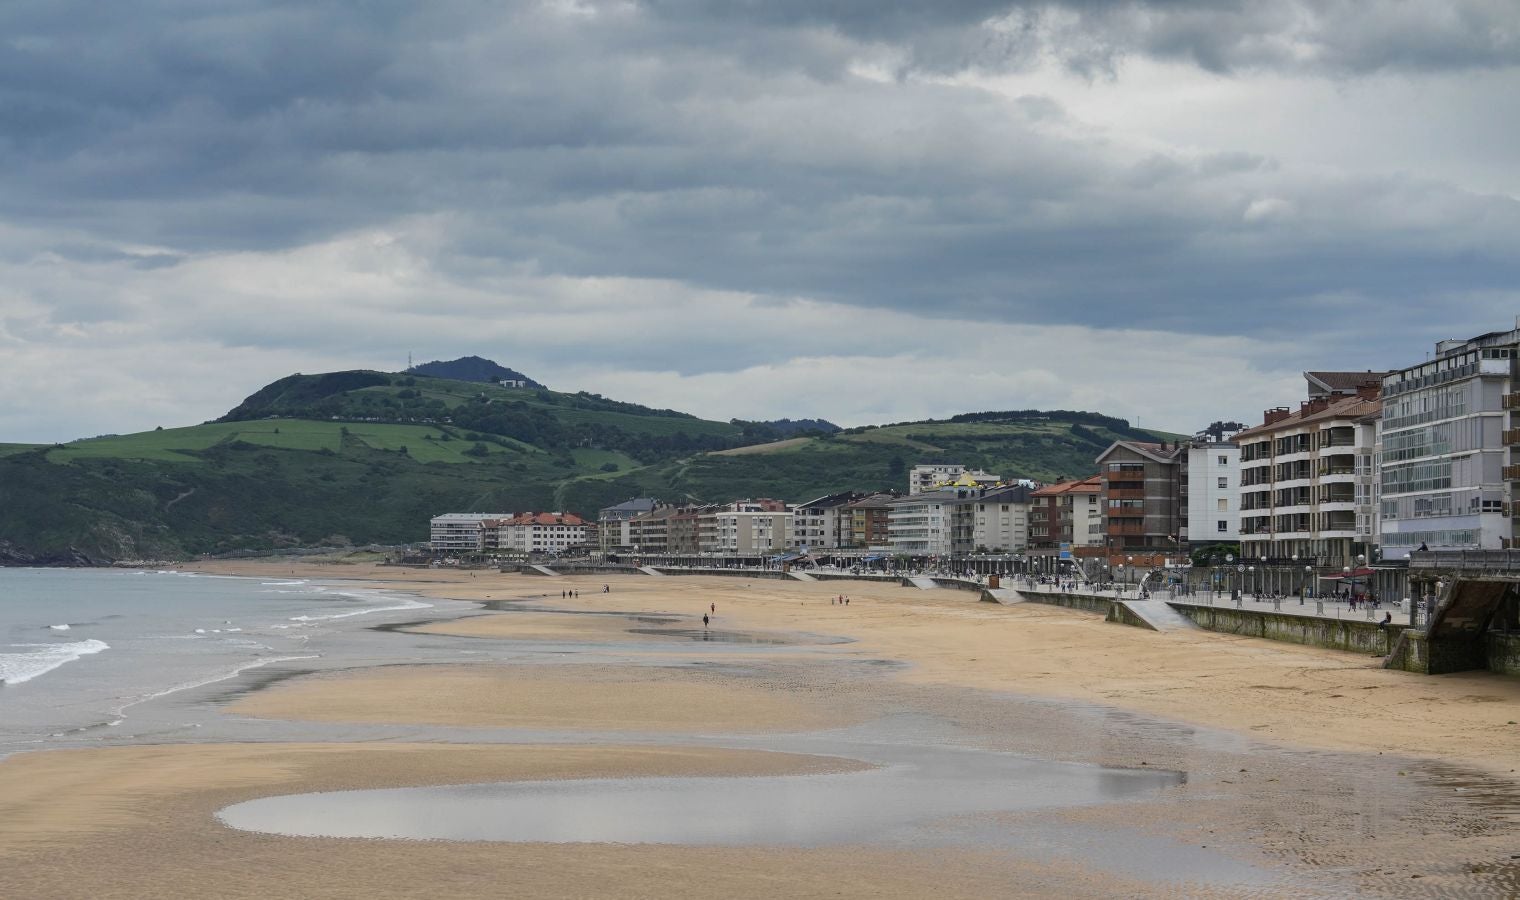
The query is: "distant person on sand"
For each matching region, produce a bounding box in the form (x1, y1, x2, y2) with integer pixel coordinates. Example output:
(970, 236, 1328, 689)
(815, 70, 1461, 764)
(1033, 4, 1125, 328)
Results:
(702, 614, 710, 629)
(710, 602, 715, 614)
(603, 584, 610, 593)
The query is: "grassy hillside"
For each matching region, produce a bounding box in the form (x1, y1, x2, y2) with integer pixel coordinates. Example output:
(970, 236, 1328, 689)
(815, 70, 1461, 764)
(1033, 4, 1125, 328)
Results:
(1, 368, 1181, 561)
(552, 411, 1181, 515)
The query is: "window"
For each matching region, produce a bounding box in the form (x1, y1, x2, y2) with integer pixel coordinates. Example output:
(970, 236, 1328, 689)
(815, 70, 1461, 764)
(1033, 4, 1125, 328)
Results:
(1217, 520, 1228, 532)
(1217, 477, 1228, 489)
(1218, 455, 1228, 466)
(1217, 498, 1228, 511)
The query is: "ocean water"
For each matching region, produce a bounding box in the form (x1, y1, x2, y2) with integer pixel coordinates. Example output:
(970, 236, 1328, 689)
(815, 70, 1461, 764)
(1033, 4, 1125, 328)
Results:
(0, 568, 439, 750)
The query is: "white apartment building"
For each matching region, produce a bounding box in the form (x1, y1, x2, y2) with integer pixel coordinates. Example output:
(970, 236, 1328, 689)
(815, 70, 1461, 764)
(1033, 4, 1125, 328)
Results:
(887, 486, 1027, 555)
(968, 486, 1033, 552)
(495, 512, 590, 554)
(1237, 374, 1382, 566)
(887, 493, 956, 554)
(703, 500, 792, 556)
(1379, 328, 1518, 552)
(1187, 441, 1240, 545)
(429, 512, 512, 553)
(791, 491, 860, 550)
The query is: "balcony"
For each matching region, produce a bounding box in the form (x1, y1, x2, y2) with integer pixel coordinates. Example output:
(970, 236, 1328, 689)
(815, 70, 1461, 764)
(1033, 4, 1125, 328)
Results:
(1107, 521, 1145, 536)
(1505, 429, 1520, 446)
(1106, 489, 1145, 501)
(1504, 393, 1520, 409)
(1505, 465, 1520, 480)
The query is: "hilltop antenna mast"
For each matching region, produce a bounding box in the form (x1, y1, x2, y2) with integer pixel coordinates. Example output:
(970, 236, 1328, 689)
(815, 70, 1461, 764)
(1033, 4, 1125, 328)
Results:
(407, 352, 413, 371)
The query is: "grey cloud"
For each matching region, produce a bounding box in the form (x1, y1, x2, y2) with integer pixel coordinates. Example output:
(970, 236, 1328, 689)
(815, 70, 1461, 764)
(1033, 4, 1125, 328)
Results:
(1, 0, 1518, 376)
(640, 1, 1520, 76)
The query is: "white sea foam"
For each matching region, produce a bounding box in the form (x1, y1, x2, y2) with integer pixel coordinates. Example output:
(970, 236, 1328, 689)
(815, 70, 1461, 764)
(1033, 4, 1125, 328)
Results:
(48, 624, 70, 631)
(0, 640, 110, 685)
(112, 654, 320, 715)
(261, 581, 308, 586)
(288, 596, 431, 622)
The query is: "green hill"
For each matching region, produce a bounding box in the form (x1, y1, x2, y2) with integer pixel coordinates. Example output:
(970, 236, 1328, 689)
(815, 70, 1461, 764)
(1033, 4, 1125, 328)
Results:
(0, 369, 1181, 562)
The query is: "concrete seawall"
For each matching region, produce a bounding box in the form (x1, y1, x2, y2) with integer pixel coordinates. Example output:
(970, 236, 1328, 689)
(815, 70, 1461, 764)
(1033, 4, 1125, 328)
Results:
(1011, 589, 1120, 617)
(1387, 629, 1520, 677)
(1169, 603, 1397, 656)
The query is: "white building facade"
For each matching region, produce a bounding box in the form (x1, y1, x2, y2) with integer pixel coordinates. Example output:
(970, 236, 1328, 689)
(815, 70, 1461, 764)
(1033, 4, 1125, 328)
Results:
(968, 486, 1033, 552)
(704, 502, 793, 556)
(429, 513, 511, 553)
(1187, 442, 1240, 546)
(1379, 331, 1517, 552)
(495, 513, 590, 554)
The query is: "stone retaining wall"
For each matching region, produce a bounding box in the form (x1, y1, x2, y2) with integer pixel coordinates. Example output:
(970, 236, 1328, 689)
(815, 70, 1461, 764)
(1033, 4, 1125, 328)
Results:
(1013, 590, 1120, 617)
(1171, 603, 1397, 656)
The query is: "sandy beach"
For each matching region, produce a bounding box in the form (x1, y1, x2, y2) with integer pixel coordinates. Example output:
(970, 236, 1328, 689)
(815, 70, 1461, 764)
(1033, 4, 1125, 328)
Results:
(3, 560, 1519, 898)
(198, 560, 1520, 771)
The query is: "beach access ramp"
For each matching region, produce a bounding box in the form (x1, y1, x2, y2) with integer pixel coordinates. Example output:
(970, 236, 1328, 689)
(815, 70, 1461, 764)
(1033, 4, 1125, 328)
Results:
(526, 564, 560, 577)
(1117, 600, 1198, 631)
(907, 576, 939, 590)
(638, 566, 664, 576)
(981, 588, 1023, 604)
(787, 571, 817, 582)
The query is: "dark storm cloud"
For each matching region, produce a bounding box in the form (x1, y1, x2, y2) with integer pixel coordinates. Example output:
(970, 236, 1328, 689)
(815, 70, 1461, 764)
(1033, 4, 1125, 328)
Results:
(1, 0, 1518, 363)
(641, 0, 1520, 75)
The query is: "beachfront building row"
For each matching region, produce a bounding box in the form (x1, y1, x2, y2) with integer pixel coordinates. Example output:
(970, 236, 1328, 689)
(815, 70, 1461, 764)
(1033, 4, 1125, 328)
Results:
(428, 512, 592, 554)
(885, 485, 1034, 555)
(1028, 476, 1103, 552)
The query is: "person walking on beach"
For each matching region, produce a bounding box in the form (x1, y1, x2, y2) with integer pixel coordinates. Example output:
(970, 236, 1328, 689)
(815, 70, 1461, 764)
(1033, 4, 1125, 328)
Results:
(710, 602, 715, 615)
(702, 613, 710, 629)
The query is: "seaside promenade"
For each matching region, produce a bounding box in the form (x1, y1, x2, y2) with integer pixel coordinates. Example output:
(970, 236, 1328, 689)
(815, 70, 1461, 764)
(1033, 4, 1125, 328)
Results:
(1016, 580, 1415, 626)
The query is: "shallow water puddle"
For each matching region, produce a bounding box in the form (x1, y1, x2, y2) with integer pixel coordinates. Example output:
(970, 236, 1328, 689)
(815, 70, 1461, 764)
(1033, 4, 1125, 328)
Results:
(218, 745, 1182, 846)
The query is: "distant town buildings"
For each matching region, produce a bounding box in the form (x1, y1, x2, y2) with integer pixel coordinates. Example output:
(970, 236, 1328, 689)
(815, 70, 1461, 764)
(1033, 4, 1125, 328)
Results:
(428, 316, 1520, 567)
(908, 464, 1000, 495)
(429, 511, 589, 554)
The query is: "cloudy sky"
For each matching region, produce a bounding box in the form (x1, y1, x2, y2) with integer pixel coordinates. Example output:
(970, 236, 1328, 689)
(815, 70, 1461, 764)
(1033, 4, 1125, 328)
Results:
(3, 0, 1519, 442)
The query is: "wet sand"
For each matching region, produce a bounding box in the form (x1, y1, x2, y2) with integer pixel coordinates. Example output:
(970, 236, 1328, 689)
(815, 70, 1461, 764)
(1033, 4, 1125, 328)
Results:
(229, 662, 862, 732)
(3, 560, 1519, 898)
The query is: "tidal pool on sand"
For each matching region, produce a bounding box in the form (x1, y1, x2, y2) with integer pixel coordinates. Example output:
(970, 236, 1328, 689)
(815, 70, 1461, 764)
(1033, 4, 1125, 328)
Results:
(217, 744, 1183, 846)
